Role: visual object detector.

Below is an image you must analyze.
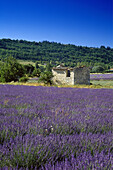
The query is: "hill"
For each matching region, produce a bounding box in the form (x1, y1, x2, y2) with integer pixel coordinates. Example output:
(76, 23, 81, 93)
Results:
(0, 38, 113, 67)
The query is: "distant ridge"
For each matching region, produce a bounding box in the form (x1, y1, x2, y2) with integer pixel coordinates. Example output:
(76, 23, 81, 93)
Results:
(0, 38, 113, 66)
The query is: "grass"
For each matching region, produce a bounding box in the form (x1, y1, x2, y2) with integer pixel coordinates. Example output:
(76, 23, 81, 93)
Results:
(17, 60, 36, 66)
(1, 80, 113, 89)
(91, 80, 113, 87)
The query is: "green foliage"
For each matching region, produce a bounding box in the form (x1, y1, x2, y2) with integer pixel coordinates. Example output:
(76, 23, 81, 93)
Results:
(38, 71, 53, 85)
(24, 64, 35, 75)
(91, 65, 106, 73)
(0, 38, 113, 67)
(35, 61, 39, 69)
(0, 56, 25, 82)
(45, 62, 52, 72)
(32, 68, 41, 77)
(19, 77, 29, 82)
(94, 63, 108, 69)
(39, 65, 46, 72)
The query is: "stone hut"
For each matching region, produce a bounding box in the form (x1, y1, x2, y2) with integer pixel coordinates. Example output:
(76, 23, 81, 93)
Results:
(52, 65, 90, 85)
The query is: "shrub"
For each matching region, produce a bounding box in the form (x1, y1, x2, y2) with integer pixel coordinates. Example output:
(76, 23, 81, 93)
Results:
(38, 71, 53, 85)
(24, 64, 35, 75)
(0, 57, 25, 82)
(19, 77, 29, 82)
(32, 68, 41, 77)
(91, 66, 105, 73)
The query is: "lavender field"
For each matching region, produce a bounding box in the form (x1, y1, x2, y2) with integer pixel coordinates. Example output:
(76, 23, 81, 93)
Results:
(90, 73, 113, 80)
(0, 84, 113, 169)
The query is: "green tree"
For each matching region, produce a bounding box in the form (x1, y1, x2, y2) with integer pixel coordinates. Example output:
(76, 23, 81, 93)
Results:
(35, 61, 39, 69)
(91, 65, 105, 73)
(38, 71, 53, 85)
(0, 38, 113, 66)
(46, 63, 52, 72)
(0, 56, 25, 82)
(24, 64, 35, 75)
(32, 68, 41, 77)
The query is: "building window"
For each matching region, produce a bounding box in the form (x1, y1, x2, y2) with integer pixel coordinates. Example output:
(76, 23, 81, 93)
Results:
(66, 70, 70, 77)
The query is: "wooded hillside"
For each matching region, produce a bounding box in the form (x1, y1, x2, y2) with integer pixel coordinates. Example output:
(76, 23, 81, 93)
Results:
(0, 38, 113, 67)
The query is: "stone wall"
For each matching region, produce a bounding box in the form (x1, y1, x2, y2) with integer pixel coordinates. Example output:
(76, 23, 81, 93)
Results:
(52, 66, 90, 85)
(52, 69, 75, 85)
(74, 67, 90, 85)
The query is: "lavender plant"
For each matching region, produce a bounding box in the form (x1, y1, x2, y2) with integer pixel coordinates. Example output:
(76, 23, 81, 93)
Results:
(0, 85, 113, 169)
(90, 73, 113, 80)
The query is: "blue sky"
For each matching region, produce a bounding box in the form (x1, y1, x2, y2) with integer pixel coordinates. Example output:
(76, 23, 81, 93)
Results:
(0, 0, 113, 47)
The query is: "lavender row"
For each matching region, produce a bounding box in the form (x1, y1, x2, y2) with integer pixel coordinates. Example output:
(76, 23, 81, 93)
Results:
(0, 85, 113, 169)
(90, 73, 113, 80)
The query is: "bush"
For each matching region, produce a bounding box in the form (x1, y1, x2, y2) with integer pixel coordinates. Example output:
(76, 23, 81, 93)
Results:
(91, 66, 105, 73)
(46, 63, 52, 72)
(24, 64, 35, 75)
(19, 77, 29, 82)
(32, 68, 41, 77)
(35, 61, 39, 69)
(38, 71, 53, 85)
(0, 57, 25, 82)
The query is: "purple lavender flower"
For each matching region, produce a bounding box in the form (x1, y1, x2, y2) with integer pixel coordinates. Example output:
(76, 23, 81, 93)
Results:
(0, 85, 113, 169)
(90, 73, 113, 80)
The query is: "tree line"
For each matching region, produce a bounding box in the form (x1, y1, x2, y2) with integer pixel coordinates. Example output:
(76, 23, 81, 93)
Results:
(0, 38, 113, 68)
(0, 57, 53, 84)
